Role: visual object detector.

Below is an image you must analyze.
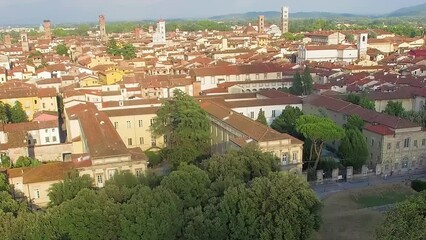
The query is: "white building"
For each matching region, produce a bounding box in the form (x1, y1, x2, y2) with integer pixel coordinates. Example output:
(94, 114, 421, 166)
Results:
(152, 20, 166, 44)
(297, 45, 358, 63)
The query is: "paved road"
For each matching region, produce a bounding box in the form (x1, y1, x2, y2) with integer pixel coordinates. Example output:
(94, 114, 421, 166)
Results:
(311, 171, 426, 199)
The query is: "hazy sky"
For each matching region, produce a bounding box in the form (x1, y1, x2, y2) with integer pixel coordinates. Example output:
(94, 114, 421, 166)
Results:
(1, 0, 425, 25)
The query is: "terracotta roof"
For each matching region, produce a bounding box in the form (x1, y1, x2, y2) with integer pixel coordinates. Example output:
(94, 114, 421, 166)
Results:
(66, 103, 130, 158)
(364, 124, 395, 136)
(200, 100, 303, 144)
(190, 63, 285, 77)
(103, 107, 159, 117)
(37, 88, 57, 98)
(303, 95, 419, 130)
(20, 162, 74, 184)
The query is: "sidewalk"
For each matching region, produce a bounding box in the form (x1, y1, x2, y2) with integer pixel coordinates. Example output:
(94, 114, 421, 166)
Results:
(311, 171, 426, 199)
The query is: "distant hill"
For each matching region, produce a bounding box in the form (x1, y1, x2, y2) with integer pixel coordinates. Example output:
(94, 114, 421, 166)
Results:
(209, 11, 365, 20)
(387, 2, 426, 17)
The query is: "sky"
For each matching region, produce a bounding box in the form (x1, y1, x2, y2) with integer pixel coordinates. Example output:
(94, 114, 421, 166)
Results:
(1, 0, 425, 25)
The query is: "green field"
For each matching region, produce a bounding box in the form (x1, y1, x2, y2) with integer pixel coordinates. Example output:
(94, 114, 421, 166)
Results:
(314, 184, 416, 240)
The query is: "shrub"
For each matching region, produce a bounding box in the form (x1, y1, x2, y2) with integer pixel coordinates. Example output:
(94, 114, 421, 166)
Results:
(411, 179, 426, 192)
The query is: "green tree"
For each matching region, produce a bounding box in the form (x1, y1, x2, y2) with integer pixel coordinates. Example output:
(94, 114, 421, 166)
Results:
(296, 115, 345, 171)
(345, 115, 364, 130)
(55, 43, 69, 56)
(47, 171, 93, 207)
(384, 101, 405, 117)
(161, 164, 212, 209)
(0, 155, 11, 169)
(10, 101, 28, 123)
(0, 102, 10, 123)
(106, 38, 121, 56)
(291, 72, 304, 95)
(0, 174, 9, 192)
(120, 186, 184, 239)
(14, 156, 40, 168)
(256, 108, 268, 125)
(302, 67, 313, 95)
(151, 89, 211, 167)
(376, 192, 426, 240)
(221, 172, 322, 240)
(202, 147, 279, 194)
(346, 93, 375, 110)
(271, 106, 303, 137)
(49, 189, 121, 239)
(338, 128, 368, 170)
(121, 43, 136, 60)
(345, 34, 355, 42)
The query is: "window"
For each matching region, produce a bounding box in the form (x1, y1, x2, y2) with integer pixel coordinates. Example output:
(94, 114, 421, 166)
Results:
(127, 121, 131, 128)
(135, 168, 142, 176)
(128, 138, 133, 146)
(45, 129, 48, 133)
(414, 140, 418, 147)
(151, 135, 157, 147)
(138, 120, 143, 127)
(45, 137, 50, 143)
(292, 152, 298, 162)
(42, 103, 46, 108)
(110, 169, 118, 179)
(51, 128, 55, 132)
(33, 189, 40, 199)
(423, 139, 426, 146)
(150, 119, 154, 126)
(264, 73, 267, 79)
(272, 110, 276, 118)
(139, 137, 144, 144)
(404, 138, 410, 148)
(97, 175, 103, 184)
(52, 136, 57, 142)
(387, 143, 391, 150)
(371, 139, 374, 146)
(277, 72, 281, 78)
(250, 112, 255, 119)
(281, 153, 289, 165)
(256, 74, 259, 80)
(34, 100, 37, 104)
(396, 141, 400, 149)
(114, 122, 118, 129)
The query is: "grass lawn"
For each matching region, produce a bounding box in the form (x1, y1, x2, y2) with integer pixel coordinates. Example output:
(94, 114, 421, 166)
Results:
(313, 184, 416, 240)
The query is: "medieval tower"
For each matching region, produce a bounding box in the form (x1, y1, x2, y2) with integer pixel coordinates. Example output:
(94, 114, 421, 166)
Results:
(258, 15, 265, 33)
(20, 32, 29, 52)
(281, 5, 289, 34)
(43, 20, 52, 40)
(99, 15, 108, 43)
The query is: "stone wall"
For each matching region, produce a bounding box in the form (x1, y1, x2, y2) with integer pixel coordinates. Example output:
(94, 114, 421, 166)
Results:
(33, 143, 73, 162)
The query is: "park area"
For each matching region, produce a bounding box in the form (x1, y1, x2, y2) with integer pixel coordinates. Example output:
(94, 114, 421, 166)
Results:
(313, 183, 417, 240)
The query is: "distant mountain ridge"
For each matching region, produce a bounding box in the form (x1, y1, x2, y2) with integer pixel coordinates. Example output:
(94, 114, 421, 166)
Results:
(209, 2, 426, 20)
(209, 11, 365, 20)
(387, 2, 426, 17)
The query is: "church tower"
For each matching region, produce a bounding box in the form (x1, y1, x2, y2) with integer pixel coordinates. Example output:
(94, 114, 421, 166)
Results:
(20, 32, 29, 52)
(281, 6, 289, 34)
(3, 34, 11, 48)
(99, 15, 108, 43)
(43, 20, 52, 41)
(258, 15, 265, 33)
(357, 33, 368, 60)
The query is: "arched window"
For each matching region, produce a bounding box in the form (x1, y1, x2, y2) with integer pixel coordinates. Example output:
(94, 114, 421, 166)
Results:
(362, 36, 366, 42)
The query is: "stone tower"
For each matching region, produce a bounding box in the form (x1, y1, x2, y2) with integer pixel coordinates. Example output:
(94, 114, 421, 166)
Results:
(99, 15, 108, 43)
(357, 33, 368, 60)
(258, 15, 265, 33)
(281, 5, 289, 34)
(20, 32, 29, 52)
(43, 20, 52, 40)
(152, 20, 166, 44)
(134, 26, 142, 39)
(3, 34, 11, 48)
